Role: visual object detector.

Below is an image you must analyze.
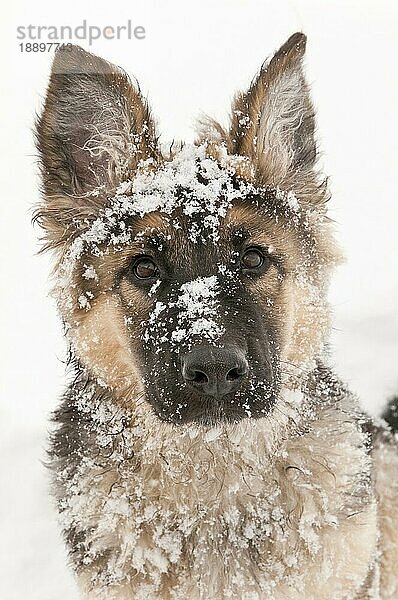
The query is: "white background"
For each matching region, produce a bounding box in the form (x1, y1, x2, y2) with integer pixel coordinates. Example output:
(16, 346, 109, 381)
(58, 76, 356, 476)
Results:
(1, 1, 397, 598)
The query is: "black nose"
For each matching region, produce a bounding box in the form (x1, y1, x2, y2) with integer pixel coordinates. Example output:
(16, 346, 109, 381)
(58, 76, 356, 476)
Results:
(182, 346, 248, 398)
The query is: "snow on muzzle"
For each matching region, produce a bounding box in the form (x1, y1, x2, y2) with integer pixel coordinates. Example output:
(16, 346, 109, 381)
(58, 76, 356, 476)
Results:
(141, 275, 248, 399)
(142, 276, 226, 353)
(140, 274, 276, 423)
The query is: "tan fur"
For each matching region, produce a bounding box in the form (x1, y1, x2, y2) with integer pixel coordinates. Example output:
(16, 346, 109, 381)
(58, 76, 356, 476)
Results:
(373, 435, 398, 599)
(35, 34, 398, 600)
(69, 294, 143, 399)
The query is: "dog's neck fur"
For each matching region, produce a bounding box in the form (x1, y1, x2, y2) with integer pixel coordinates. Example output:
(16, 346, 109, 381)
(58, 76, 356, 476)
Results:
(51, 362, 376, 599)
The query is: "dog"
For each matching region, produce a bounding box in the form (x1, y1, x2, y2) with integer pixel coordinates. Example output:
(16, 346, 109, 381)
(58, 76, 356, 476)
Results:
(35, 33, 398, 599)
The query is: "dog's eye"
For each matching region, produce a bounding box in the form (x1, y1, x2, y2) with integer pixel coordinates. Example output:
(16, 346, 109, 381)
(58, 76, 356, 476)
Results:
(131, 256, 159, 280)
(241, 247, 268, 271)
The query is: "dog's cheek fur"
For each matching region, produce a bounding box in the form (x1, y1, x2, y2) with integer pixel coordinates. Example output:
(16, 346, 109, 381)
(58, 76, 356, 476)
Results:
(250, 263, 332, 374)
(282, 275, 330, 367)
(68, 294, 143, 397)
(52, 245, 154, 401)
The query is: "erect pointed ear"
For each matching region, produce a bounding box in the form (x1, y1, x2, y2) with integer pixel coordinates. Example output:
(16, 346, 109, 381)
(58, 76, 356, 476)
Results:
(227, 33, 327, 208)
(35, 45, 160, 250)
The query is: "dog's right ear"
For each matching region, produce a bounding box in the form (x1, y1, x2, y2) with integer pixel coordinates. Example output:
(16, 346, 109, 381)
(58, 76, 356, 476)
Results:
(35, 46, 159, 250)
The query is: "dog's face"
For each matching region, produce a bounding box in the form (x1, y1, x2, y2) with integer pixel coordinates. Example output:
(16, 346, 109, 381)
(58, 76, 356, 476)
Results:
(36, 34, 339, 426)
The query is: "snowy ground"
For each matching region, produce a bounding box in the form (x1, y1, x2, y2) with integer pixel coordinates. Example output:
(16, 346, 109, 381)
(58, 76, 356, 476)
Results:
(1, 1, 397, 598)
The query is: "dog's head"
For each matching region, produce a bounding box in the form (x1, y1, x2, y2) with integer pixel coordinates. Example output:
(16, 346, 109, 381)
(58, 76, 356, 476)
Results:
(35, 34, 340, 426)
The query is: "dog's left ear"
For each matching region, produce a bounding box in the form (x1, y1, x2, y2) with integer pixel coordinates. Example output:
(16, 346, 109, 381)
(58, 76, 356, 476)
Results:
(226, 33, 327, 209)
(35, 46, 159, 250)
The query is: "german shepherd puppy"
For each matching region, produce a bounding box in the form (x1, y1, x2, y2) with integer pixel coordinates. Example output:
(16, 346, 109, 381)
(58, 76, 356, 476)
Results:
(35, 33, 398, 599)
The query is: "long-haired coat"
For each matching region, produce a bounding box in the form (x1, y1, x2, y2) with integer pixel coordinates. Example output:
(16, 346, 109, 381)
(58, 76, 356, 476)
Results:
(35, 33, 398, 599)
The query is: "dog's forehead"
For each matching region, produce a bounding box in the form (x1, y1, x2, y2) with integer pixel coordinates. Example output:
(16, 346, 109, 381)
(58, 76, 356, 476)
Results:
(113, 145, 293, 250)
(118, 145, 256, 246)
(65, 145, 304, 272)
(129, 203, 264, 252)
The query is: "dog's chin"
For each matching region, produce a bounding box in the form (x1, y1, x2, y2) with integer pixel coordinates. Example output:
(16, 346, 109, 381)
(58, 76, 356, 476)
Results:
(145, 389, 276, 426)
(159, 408, 248, 427)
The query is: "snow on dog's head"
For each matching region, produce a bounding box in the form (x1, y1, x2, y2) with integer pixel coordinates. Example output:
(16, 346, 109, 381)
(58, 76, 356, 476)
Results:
(35, 39, 341, 426)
